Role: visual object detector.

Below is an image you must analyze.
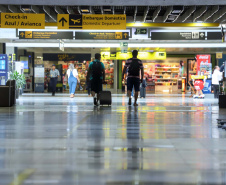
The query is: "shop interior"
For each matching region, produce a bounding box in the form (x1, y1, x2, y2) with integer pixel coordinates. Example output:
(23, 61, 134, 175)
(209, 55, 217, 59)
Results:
(11, 46, 217, 95)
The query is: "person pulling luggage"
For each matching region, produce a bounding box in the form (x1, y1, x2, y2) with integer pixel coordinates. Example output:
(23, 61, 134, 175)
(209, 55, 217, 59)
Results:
(86, 53, 106, 106)
(140, 77, 147, 98)
(49, 64, 60, 96)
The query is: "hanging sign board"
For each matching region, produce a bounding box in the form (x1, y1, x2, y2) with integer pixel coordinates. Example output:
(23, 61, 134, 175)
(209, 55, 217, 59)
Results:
(151, 32, 205, 40)
(19, 31, 73, 39)
(75, 32, 129, 40)
(0, 13, 45, 29)
(58, 14, 126, 30)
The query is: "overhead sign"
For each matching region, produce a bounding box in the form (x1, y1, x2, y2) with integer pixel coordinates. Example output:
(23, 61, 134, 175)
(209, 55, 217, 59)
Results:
(43, 53, 91, 62)
(19, 31, 73, 39)
(0, 13, 45, 29)
(216, 52, 223, 59)
(58, 14, 126, 30)
(151, 32, 206, 40)
(75, 32, 129, 40)
(135, 29, 147, 35)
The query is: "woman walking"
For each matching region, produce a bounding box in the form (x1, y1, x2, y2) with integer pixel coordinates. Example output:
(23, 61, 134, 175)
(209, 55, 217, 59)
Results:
(212, 66, 222, 99)
(67, 64, 80, 98)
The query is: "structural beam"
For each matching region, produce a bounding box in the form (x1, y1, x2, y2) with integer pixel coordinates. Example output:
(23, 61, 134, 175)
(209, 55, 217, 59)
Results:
(213, 6, 226, 22)
(163, 6, 173, 22)
(134, 6, 137, 22)
(201, 5, 219, 22)
(31, 5, 40, 13)
(8, 5, 21, 13)
(179, 6, 196, 22)
(153, 6, 161, 22)
(143, 6, 149, 22)
(43, 6, 57, 22)
(193, 6, 207, 22)
(67, 6, 74, 14)
(124, 6, 126, 14)
(54, 6, 64, 14)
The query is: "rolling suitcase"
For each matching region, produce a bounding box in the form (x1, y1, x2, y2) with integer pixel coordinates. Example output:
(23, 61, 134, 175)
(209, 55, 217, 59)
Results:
(99, 84, 112, 106)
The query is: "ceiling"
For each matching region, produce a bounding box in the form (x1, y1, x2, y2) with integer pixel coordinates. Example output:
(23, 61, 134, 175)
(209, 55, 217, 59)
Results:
(1, 5, 226, 23)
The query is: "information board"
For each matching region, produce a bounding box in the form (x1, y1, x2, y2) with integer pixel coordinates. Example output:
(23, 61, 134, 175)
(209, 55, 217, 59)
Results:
(0, 54, 8, 85)
(19, 31, 73, 39)
(151, 32, 206, 40)
(58, 14, 126, 30)
(75, 32, 129, 40)
(0, 13, 45, 29)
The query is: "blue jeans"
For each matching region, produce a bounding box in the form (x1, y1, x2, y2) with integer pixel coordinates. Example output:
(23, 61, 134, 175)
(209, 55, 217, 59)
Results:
(68, 78, 77, 94)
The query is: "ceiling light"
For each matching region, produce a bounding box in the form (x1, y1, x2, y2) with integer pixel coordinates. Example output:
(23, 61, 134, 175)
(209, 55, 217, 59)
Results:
(172, 6, 184, 14)
(80, 6, 90, 13)
(21, 5, 32, 12)
(103, 6, 112, 12)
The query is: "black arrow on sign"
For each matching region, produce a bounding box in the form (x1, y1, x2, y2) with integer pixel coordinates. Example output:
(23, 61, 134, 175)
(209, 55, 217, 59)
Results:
(59, 17, 67, 27)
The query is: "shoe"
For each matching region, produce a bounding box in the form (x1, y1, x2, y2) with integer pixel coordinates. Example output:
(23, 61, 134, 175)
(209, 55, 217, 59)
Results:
(52, 92, 55, 96)
(94, 97, 97, 106)
(128, 98, 132, 106)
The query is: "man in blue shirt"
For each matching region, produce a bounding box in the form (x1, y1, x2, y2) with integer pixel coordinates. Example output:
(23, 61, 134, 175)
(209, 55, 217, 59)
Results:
(86, 53, 105, 106)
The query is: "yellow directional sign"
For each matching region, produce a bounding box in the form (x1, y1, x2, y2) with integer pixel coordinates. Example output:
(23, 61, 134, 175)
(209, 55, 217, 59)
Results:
(57, 14, 126, 30)
(0, 13, 45, 29)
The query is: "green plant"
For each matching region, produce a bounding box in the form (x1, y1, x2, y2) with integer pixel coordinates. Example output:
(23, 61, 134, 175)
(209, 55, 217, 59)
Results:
(9, 71, 26, 89)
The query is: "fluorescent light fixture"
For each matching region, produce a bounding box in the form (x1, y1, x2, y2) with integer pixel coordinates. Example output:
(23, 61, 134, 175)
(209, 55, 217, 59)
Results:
(103, 6, 112, 12)
(21, 5, 32, 12)
(80, 6, 90, 13)
(172, 6, 184, 14)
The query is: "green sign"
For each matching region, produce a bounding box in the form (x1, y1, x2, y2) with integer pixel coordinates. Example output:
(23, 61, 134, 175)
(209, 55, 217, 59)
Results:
(120, 42, 128, 47)
(135, 29, 147, 35)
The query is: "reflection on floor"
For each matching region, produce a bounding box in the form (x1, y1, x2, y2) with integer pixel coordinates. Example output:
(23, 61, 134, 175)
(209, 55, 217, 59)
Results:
(0, 93, 226, 185)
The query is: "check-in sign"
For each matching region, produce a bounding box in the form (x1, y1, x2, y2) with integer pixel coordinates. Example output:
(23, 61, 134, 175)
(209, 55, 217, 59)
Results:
(58, 14, 126, 30)
(0, 13, 45, 29)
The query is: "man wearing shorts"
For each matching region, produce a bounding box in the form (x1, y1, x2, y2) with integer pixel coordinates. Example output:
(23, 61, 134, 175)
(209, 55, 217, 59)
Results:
(86, 53, 105, 106)
(122, 50, 144, 106)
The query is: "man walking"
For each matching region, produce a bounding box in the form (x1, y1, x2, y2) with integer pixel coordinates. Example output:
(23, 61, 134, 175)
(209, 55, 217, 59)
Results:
(86, 53, 105, 106)
(50, 64, 60, 96)
(122, 50, 144, 106)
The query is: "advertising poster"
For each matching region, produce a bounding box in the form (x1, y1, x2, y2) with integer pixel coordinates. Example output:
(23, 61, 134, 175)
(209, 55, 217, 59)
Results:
(203, 79, 212, 94)
(200, 63, 212, 78)
(196, 55, 211, 75)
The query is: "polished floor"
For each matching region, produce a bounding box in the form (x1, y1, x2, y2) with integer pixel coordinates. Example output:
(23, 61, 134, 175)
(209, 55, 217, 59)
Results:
(0, 93, 226, 185)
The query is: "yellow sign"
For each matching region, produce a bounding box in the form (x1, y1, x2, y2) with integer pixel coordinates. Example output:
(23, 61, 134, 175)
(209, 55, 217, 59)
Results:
(100, 52, 166, 60)
(191, 75, 207, 80)
(216, 52, 223, 59)
(57, 14, 126, 30)
(0, 13, 45, 29)
(116, 52, 166, 60)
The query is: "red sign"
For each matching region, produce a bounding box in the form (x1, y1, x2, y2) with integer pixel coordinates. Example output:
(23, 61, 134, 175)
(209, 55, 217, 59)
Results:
(196, 55, 211, 75)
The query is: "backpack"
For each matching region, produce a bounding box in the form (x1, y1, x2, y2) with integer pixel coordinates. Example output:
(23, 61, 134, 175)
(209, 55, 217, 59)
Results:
(128, 59, 140, 76)
(92, 61, 102, 79)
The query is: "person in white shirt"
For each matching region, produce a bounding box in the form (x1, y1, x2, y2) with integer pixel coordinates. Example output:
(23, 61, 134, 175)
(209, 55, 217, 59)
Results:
(212, 66, 222, 99)
(66, 64, 80, 98)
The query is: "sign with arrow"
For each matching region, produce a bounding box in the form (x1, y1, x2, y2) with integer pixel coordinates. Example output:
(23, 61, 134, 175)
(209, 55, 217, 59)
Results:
(135, 29, 147, 35)
(75, 32, 129, 40)
(58, 14, 126, 30)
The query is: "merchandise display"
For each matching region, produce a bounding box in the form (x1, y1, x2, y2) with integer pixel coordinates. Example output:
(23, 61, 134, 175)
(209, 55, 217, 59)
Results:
(102, 59, 114, 89)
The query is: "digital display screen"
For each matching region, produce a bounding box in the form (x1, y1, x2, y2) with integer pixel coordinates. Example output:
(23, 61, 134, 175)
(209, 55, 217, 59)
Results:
(0, 60, 6, 70)
(21, 61, 29, 69)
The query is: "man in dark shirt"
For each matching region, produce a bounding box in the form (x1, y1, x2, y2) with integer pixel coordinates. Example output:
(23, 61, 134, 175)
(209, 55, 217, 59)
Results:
(122, 50, 144, 106)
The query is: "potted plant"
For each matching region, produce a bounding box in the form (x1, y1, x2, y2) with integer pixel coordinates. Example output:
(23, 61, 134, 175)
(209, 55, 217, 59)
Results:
(9, 71, 26, 98)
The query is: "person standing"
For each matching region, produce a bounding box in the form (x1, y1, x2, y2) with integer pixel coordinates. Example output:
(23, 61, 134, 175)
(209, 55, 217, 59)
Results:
(50, 64, 60, 96)
(86, 53, 105, 106)
(67, 64, 80, 98)
(212, 66, 223, 99)
(122, 50, 144, 106)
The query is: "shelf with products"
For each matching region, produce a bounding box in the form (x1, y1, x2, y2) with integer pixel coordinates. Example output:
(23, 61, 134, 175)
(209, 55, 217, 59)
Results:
(102, 60, 114, 89)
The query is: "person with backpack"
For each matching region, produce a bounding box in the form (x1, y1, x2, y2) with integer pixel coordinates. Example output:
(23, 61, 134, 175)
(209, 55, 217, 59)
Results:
(86, 53, 105, 106)
(67, 63, 80, 98)
(122, 50, 144, 106)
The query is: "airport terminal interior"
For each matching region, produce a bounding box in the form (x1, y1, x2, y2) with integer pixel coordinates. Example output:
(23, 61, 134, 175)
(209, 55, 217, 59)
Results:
(1, 0, 226, 184)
